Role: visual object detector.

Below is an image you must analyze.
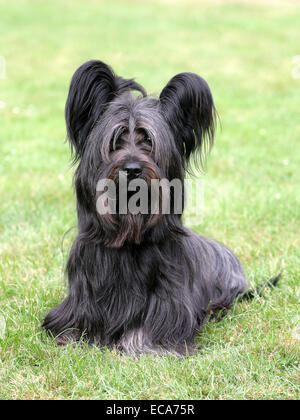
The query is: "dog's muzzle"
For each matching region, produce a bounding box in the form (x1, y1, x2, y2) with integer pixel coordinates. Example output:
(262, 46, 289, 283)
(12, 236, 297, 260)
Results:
(123, 161, 143, 179)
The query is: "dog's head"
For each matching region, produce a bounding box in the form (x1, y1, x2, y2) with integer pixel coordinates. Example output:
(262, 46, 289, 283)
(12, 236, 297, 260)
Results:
(65, 60, 216, 246)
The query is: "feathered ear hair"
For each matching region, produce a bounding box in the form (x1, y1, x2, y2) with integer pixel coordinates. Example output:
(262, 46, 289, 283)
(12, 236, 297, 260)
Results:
(65, 60, 146, 162)
(159, 72, 216, 169)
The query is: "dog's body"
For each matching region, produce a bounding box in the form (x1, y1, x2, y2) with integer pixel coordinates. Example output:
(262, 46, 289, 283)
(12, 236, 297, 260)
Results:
(43, 60, 248, 356)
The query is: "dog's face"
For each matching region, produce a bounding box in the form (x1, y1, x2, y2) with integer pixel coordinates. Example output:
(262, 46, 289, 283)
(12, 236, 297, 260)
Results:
(90, 93, 181, 183)
(65, 60, 216, 246)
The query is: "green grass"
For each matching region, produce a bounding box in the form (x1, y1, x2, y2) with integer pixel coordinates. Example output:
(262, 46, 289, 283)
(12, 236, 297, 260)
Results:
(0, 0, 299, 400)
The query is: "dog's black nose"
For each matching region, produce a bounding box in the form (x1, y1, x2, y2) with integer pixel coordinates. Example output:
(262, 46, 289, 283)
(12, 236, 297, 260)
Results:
(123, 162, 142, 178)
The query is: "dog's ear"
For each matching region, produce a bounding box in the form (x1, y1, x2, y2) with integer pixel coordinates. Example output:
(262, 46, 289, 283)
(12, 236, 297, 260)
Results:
(65, 60, 146, 161)
(159, 72, 216, 167)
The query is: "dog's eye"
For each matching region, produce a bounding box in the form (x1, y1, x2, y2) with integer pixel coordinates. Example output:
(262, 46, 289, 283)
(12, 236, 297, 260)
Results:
(145, 137, 152, 146)
(110, 127, 128, 152)
(110, 137, 123, 152)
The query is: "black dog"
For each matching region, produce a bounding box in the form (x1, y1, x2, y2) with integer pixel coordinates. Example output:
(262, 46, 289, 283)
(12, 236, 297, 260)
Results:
(43, 60, 278, 356)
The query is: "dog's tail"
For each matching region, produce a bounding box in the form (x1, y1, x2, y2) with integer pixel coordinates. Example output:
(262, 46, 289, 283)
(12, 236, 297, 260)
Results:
(238, 273, 281, 301)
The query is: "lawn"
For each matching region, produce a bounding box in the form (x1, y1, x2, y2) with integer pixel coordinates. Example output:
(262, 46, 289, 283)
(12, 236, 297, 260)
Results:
(0, 0, 299, 400)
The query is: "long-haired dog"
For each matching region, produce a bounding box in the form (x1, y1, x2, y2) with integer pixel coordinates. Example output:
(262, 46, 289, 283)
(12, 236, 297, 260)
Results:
(43, 60, 279, 356)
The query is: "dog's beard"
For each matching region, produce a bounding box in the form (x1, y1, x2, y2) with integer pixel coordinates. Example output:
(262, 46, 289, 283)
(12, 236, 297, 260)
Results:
(97, 161, 162, 247)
